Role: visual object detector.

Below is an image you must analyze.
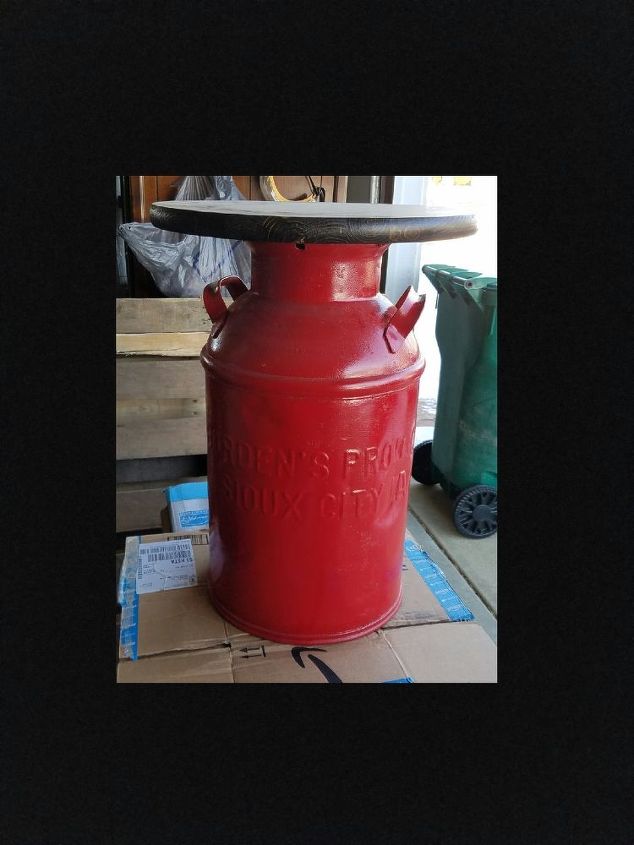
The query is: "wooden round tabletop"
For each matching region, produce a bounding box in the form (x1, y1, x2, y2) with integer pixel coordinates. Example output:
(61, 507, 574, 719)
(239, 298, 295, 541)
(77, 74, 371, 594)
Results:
(150, 200, 477, 244)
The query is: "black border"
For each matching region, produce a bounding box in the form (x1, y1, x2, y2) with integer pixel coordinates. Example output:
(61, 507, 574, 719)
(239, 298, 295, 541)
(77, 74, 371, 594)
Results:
(3, 2, 631, 843)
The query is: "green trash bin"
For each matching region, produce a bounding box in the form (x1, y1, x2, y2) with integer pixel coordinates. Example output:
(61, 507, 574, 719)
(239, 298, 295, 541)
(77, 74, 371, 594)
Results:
(412, 264, 497, 538)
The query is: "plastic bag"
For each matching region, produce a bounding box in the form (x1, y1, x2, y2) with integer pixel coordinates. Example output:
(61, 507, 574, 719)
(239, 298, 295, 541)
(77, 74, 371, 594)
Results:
(118, 176, 251, 297)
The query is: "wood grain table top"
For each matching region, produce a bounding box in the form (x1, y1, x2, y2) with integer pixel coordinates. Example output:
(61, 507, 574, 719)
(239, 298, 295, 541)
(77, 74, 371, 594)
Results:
(150, 200, 478, 244)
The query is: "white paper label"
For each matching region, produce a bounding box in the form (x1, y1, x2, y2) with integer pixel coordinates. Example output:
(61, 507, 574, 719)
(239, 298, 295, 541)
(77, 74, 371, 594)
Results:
(135, 539, 197, 594)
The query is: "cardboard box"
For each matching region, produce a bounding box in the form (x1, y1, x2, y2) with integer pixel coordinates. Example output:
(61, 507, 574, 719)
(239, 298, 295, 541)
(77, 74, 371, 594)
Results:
(118, 531, 229, 660)
(117, 530, 496, 683)
(230, 632, 408, 684)
(116, 625, 496, 684)
(231, 624, 496, 684)
(383, 624, 497, 683)
(117, 634, 408, 684)
(117, 645, 233, 684)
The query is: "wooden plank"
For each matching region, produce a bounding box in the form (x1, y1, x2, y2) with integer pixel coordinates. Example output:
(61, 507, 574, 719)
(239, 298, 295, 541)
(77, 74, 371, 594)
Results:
(116, 398, 205, 424)
(116, 456, 207, 484)
(116, 298, 211, 334)
(250, 175, 264, 200)
(160, 506, 171, 532)
(129, 176, 159, 223)
(129, 175, 181, 221)
(116, 476, 206, 533)
(126, 177, 177, 296)
(116, 359, 205, 399)
(116, 475, 206, 493)
(334, 176, 349, 202)
(232, 175, 251, 199)
(117, 415, 207, 460)
(116, 332, 209, 357)
(117, 486, 164, 532)
(156, 175, 182, 200)
(116, 487, 164, 532)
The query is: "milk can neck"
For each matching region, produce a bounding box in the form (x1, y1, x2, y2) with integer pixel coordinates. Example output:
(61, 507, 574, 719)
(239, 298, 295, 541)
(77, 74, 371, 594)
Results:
(247, 242, 388, 302)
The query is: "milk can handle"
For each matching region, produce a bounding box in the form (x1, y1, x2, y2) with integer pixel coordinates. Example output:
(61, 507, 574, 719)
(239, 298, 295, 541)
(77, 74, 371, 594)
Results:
(384, 286, 426, 353)
(202, 276, 248, 322)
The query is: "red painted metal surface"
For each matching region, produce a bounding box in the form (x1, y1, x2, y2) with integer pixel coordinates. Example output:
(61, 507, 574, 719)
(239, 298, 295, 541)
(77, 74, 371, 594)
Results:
(201, 242, 425, 644)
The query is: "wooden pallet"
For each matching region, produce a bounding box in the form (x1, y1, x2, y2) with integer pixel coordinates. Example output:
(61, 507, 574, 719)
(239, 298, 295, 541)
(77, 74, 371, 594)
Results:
(116, 298, 211, 532)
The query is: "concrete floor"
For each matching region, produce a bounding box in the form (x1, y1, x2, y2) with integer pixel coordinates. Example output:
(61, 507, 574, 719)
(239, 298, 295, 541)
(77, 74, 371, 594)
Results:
(409, 426, 497, 642)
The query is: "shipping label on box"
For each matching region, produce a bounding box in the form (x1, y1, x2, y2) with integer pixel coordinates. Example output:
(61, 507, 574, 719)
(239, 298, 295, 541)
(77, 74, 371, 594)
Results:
(135, 539, 197, 594)
(158, 530, 211, 582)
(118, 531, 224, 661)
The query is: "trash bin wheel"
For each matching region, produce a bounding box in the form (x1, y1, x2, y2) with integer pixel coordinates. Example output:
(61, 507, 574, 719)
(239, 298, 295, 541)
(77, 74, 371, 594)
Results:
(412, 440, 436, 485)
(452, 485, 497, 538)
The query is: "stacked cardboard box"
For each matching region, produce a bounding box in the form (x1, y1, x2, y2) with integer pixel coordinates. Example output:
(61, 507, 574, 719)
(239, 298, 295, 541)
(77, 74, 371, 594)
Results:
(117, 530, 496, 683)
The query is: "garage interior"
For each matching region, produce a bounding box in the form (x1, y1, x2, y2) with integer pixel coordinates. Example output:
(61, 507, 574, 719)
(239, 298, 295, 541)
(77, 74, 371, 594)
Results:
(116, 175, 497, 682)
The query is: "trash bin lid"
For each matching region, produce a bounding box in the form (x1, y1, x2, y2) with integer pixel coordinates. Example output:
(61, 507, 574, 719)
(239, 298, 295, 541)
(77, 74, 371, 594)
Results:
(150, 200, 477, 244)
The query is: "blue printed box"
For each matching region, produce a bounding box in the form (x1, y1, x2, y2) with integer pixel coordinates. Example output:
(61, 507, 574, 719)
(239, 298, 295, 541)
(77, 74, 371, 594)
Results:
(166, 481, 210, 531)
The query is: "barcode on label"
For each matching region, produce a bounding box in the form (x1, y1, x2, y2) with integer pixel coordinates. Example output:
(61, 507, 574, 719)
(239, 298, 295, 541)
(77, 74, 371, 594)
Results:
(164, 533, 209, 545)
(146, 552, 192, 563)
(136, 538, 197, 594)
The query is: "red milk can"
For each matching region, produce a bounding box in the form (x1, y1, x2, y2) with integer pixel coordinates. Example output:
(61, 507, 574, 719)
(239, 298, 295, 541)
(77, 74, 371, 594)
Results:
(150, 201, 477, 644)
